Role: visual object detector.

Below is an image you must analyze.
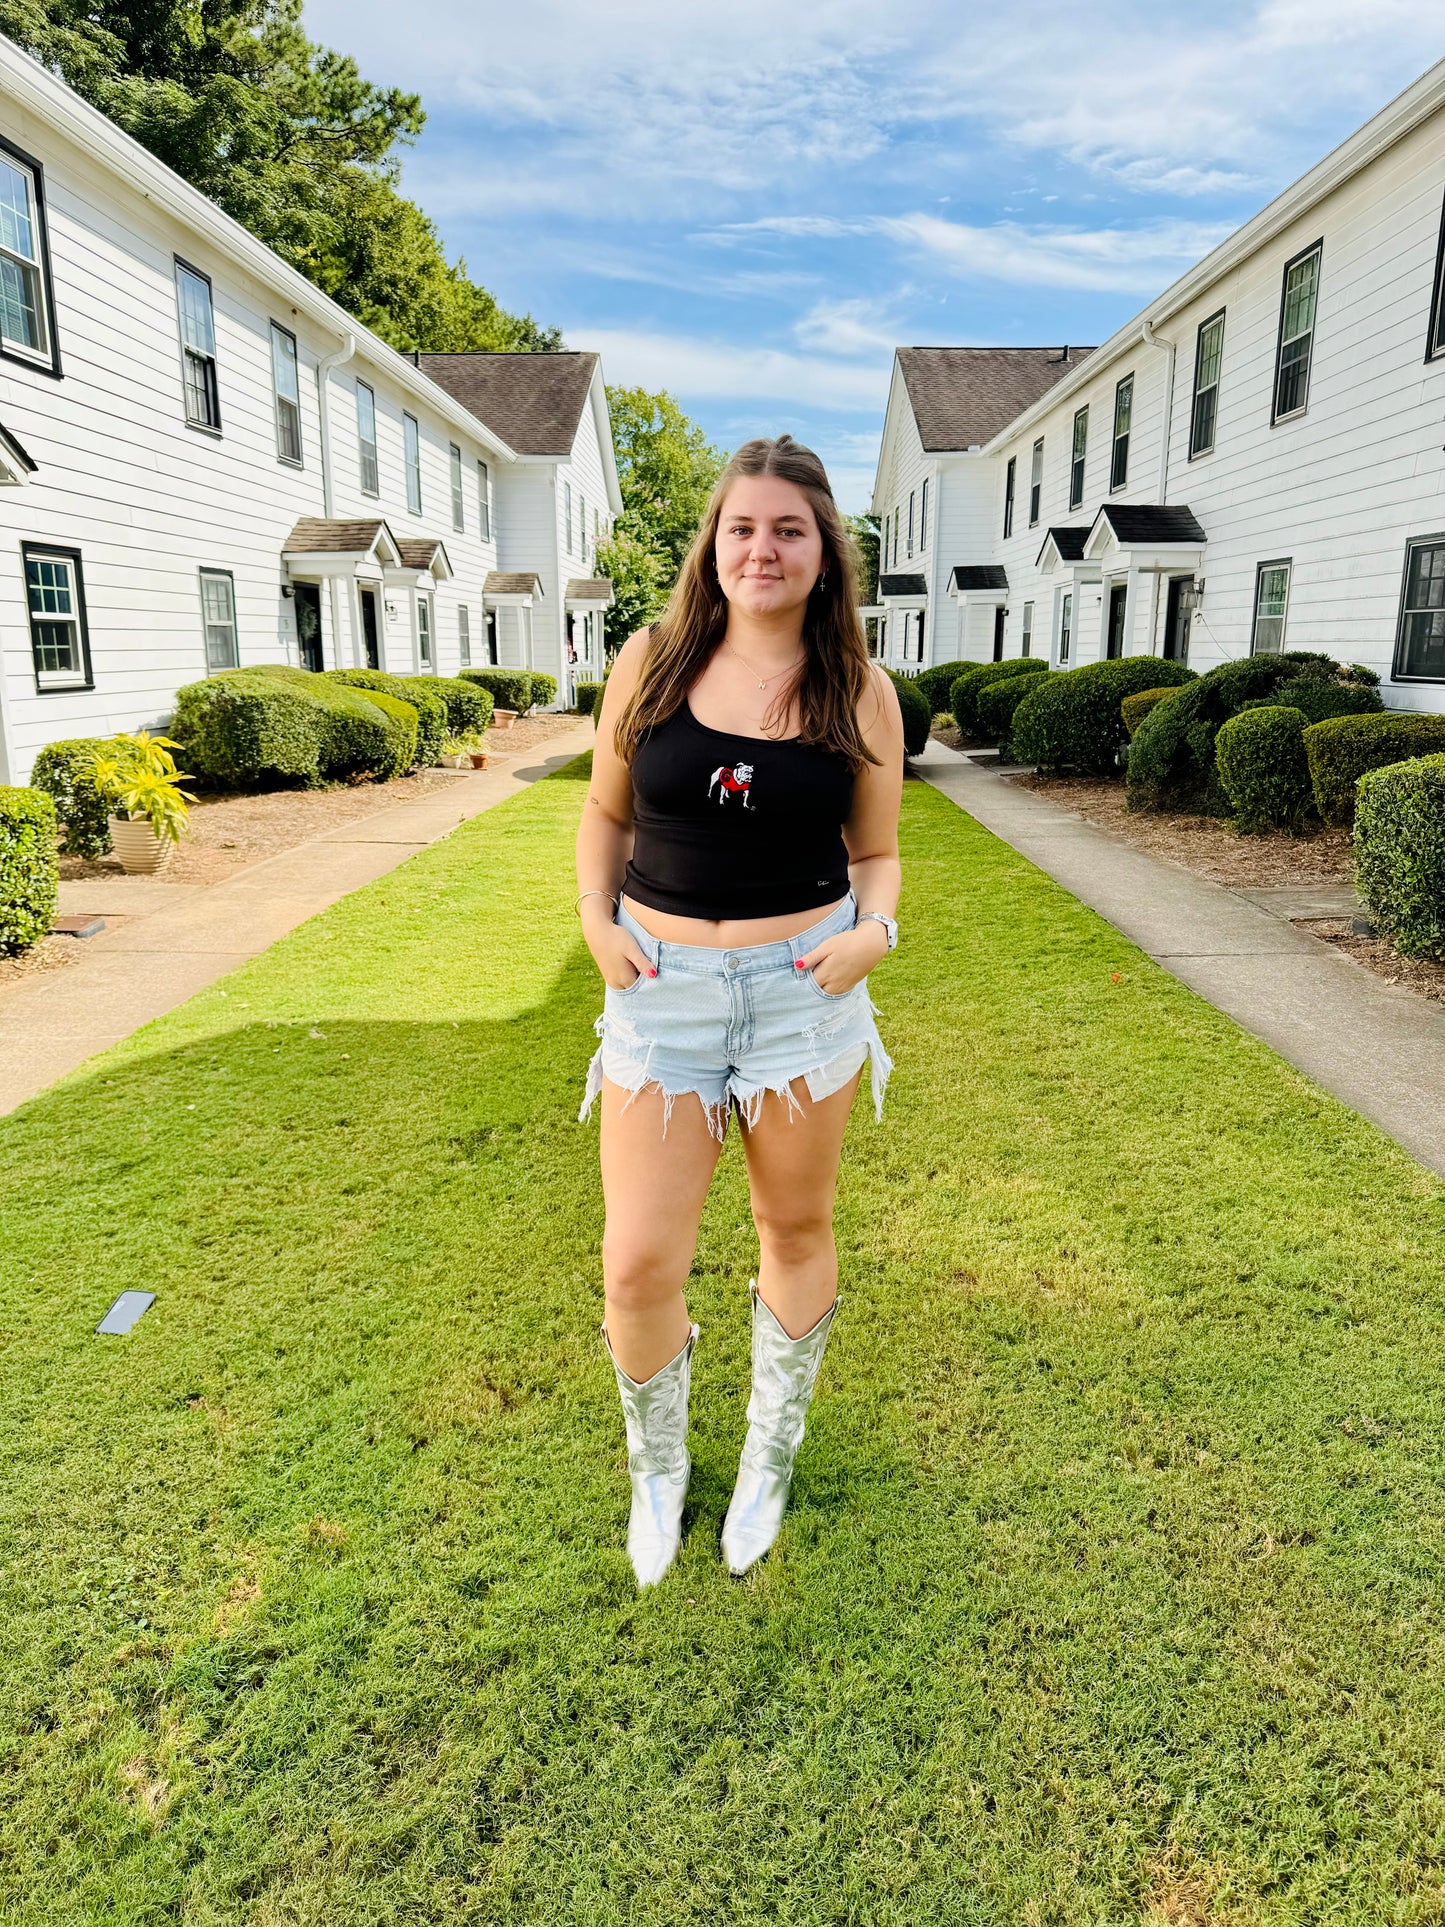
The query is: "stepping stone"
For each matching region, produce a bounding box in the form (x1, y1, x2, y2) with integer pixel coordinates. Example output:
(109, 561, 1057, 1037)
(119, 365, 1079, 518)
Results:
(51, 914, 105, 939)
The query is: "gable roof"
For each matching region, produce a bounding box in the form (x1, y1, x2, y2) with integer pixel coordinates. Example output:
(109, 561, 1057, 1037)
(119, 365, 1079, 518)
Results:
(950, 565, 1009, 593)
(1090, 503, 1207, 547)
(0, 418, 36, 483)
(878, 572, 928, 597)
(897, 347, 1096, 452)
(283, 517, 401, 563)
(565, 577, 614, 601)
(484, 571, 545, 598)
(414, 352, 599, 456)
(1036, 526, 1091, 566)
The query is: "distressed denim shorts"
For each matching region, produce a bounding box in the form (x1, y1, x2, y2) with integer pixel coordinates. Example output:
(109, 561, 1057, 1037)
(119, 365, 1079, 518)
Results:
(579, 890, 893, 1140)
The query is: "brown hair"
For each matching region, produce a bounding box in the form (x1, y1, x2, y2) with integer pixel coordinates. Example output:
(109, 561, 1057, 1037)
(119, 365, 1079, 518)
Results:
(611, 434, 880, 772)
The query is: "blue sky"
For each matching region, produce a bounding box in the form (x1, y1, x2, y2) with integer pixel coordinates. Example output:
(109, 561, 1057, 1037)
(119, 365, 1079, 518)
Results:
(309, 0, 1442, 510)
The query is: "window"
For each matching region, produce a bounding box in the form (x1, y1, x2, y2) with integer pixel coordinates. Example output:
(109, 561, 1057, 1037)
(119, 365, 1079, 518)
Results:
(1190, 311, 1225, 459)
(1028, 438, 1043, 527)
(1251, 560, 1292, 654)
(580, 490, 588, 561)
(23, 543, 91, 691)
(907, 489, 915, 558)
(1110, 375, 1133, 490)
(417, 595, 433, 668)
(1058, 591, 1072, 666)
(449, 443, 465, 532)
(1273, 242, 1321, 422)
(0, 141, 57, 371)
(477, 460, 492, 540)
(175, 260, 220, 430)
(892, 509, 900, 567)
(199, 568, 239, 671)
(458, 603, 472, 667)
(1393, 536, 1445, 680)
(565, 481, 573, 553)
(270, 323, 302, 464)
(920, 477, 929, 551)
(403, 412, 422, 514)
(1022, 601, 1034, 657)
(357, 381, 379, 496)
(1429, 193, 1445, 361)
(1003, 457, 1016, 539)
(1069, 407, 1088, 511)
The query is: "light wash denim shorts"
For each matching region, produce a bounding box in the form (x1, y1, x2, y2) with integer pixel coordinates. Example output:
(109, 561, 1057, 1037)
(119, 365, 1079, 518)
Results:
(579, 890, 893, 1140)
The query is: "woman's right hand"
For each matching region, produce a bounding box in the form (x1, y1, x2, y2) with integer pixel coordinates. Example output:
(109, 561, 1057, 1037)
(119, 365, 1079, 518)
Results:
(582, 908, 656, 990)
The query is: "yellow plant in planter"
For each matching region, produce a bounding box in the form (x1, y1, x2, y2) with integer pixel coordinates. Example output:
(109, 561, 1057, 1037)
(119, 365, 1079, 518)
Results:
(89, 733, 195, 872)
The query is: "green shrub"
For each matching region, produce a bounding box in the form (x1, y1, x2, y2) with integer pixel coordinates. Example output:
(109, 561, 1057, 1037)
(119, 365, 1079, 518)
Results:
(351, 690, 419, 779)
(1304, 712, 1445, 825)
(888, 673, 931, 757)
(575, 680, 604, 720)
(174, 669, 327, 786)
(1013, 658, 1195, 776)
(1215, 706, 1313, 833)
(1126, 651, 1345, 813)
(915, 660, 974, 716)
(0, 786, 58, 955)
(1355, 753, 1445, 958)
(459, 668, 534, 715)
(29, 738, 112, 858)
(976, 672, 1047, 745)
(528, 672, 557, 710)
(1121, 688, 1181, 740)
(327, 669, 446, 764)
(949, 658, 1048, 735)
(406, 674, 492, 739)
(1260, 676, 1383, 725)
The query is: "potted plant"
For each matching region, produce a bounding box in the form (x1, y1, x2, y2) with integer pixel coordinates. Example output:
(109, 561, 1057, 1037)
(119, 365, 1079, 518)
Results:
(90, 732, 195, 874)
(490, 708, 516, 730)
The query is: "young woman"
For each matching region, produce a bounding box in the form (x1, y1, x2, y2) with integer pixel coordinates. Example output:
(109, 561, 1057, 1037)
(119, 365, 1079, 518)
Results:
(576, 435, 904, 1588)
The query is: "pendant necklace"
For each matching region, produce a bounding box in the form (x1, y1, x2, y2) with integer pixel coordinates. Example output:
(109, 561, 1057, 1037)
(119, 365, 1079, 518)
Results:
(725, 640, 804, 691)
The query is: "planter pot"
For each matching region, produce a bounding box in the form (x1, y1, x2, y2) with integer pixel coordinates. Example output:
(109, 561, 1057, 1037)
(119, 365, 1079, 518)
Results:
(108, 814, 173, 876)
(468, 750, 490, 770)
(437, 751, 472, 769)
(491, 709, 517, 730)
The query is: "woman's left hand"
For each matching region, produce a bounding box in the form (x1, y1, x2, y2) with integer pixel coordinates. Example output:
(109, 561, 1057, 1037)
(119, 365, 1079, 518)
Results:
(795, 920, 890, 995)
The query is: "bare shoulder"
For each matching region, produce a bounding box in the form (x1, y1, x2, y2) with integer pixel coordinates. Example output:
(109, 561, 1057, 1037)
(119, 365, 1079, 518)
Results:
(606, 627, 655, 698)
(859, 660, 903, 736)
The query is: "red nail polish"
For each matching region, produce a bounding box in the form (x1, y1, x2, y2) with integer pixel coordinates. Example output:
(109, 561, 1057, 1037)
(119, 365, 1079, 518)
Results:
(649, 967, 657, 977)
(794, 959, 805, 969)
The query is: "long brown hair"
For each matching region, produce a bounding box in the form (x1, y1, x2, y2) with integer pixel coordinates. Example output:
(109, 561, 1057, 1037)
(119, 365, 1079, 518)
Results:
(612, 435, 880, 772)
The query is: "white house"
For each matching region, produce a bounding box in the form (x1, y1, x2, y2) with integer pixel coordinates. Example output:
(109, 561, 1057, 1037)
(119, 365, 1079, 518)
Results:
(0, 35, 620, 785)
(871, 56, 1445, 715)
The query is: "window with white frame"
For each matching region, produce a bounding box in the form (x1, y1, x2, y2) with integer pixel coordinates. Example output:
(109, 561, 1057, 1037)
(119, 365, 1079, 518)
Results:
(417, 594, 433, 667)
(1190, 311, 1225, 458)
(907, 489, 915, 558)
(1110, 375, 1133, 490)
(1393, 535, 1445, 680)
(1069, 407, 1088, 511)
(1022, 601, 1034, 657)
(270, 323, 302, 464)
(1003, 457, 1016, 539)
(1273, 242, 1321, 422)
(175, 260, 220, 430)
(449, 443, 465, 532)
(565, 481, 573, 552)
(477, 459, 491, 540)
(403, 412, 422, 514)
(0, 141, 56, 370)
(199, 568, 239, 671)
(1028, 438, 1043, 527)
(458, 603, 472, 667)
(1251, 560, 1292, 653)
(1429, 193, 1445, 361)
(24, 543, 91, 690)
(920, 477, 928, 551)
(357, 381, 379, 496)
(1059, 591, 1072, 666)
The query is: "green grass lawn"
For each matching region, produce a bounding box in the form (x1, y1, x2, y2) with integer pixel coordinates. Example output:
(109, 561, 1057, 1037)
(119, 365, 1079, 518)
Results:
(3, 761, 1445, 1924)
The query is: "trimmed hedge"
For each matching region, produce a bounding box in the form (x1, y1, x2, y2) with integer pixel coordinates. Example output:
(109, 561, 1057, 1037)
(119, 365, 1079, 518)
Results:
(1215, 706, 1313, 833)
(1304, 712, 1445, 826)
(459, 668, 534, 715)
(528, 672, 557, 710)
(174, 666, 401, 786)
(1012, 658, 1196, 776)
(1251, 676, 1383, 726)
(1121, 687, 1181, 740)
(1126, 651, 1349, 813)
(888, 673, 932, 758)
(0, 786, 58, 955)
(976, 671, 1046, 745)
(575, 681, 604, 720)
(404, 673, 492, 739)
(916, 659, 973, 717)
(950, 658, 1048, 736)
(29, 737, 112, 858)
(327, 669, 445, 765)
(351, 689, 419, 779)
(1355, 753, 1445, 958)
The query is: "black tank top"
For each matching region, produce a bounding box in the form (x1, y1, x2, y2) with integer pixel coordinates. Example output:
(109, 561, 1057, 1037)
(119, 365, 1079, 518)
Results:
(624, 701, 854, 920)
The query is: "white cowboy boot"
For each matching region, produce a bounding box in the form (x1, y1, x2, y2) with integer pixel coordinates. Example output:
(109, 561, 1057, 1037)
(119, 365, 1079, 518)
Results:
(603, 1319, 699, 1588)
(721, 1280, 840, 1576)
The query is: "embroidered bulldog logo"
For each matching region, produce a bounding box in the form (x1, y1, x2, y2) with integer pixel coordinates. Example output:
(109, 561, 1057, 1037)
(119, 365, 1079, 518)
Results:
(708, 762, 754, 808)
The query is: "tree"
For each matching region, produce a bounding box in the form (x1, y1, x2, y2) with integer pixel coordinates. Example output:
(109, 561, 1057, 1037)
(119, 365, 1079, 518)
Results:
(0, 0, 559, 354)
(848, 513, 880, 604)
(607, 387, 725, 577)
(596, 528, 670, 654)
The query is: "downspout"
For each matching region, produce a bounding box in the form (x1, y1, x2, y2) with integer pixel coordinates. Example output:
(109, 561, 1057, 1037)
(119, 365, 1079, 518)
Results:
(1140, 318, 1176, 657)
(315, 330, 357, 667)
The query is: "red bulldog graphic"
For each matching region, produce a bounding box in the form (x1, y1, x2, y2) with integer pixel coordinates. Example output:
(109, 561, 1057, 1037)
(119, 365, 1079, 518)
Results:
(708, 762, 754, 809)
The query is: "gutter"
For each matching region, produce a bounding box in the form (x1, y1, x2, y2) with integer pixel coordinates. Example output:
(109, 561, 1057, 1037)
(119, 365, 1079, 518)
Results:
(1140, 318, 1175, 505)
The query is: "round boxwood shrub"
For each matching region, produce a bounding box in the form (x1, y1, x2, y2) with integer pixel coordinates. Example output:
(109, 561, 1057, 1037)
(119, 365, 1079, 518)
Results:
(915, 659, 973, 717)
(1215, 705, 1313, 833)
(1255, 675, 1383, 725)
(327, 669, 446, 765)
(29, 738, 112, 858)
(459, 668, 534, 715)
(1304, 712, 1445, 825)
(527, 672, 557, 710)
(0, 786, 58, 955)
(351, 689, 419, 779)
(1012, 657, 1195, 776)
(1355, 753, 1445, 958)
(950, 658, 1047, 736)
(888, 672, 931, 757)
(575, 680, 604, 720)
(1121, 687, 1182, 740)
(408, 674, 492, 739)
(976, 671, 1046, 745)
(174, 668, 327, 786)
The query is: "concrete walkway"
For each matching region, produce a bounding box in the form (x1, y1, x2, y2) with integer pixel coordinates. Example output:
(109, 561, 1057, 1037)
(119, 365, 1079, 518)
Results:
(0, 722, 595, 1116)
(915, 738, 1445, 1179)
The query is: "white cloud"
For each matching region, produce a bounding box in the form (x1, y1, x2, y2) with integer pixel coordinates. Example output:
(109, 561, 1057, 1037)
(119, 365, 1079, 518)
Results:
(793, 298, 903, 357)
(569, 328, 888, 412)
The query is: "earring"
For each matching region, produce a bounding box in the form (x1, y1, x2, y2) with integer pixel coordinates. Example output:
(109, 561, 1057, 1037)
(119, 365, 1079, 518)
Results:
(814, 572, 828, 594)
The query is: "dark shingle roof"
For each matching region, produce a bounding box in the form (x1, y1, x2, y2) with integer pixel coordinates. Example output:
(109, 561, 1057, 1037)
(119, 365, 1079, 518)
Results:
(897, 347, 1096, 452)
(950, 565, 1009, 592)
(283, 517, 391, 554)
(878, 572, 928, 597)
(1093, 503, 1207, 545)
(414, 352, 598, 455)
(0, 418, 36, 476)
(484, 571, 545, 597)
(1038, 526, 1090, 564)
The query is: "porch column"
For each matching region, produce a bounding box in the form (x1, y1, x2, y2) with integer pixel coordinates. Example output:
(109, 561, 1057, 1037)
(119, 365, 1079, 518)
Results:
(1122, 565, 1142, 655)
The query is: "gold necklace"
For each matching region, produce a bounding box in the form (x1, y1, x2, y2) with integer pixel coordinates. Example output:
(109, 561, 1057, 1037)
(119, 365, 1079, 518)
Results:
(725, 640, 805, 691)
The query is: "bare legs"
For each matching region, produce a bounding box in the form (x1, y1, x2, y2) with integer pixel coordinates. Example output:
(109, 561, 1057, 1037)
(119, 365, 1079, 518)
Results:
(740, 1067, 862, 1338)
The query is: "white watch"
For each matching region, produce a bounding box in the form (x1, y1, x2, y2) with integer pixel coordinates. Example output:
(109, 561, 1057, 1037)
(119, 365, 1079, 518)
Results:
(858, 912, 898, 952)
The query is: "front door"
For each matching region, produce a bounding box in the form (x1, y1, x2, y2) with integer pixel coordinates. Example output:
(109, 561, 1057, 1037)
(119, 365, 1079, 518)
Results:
(294, 581, 323, 673)
(992, 606, 1006, 661)
(1106, 582, 1128, 659)
(360, 587, 381, 670)
(486, 610, 499, 665)
(1164, 575, 1193, 664)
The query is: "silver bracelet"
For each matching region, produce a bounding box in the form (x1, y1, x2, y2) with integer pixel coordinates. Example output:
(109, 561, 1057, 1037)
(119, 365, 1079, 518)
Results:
(575, 889, 618, 917)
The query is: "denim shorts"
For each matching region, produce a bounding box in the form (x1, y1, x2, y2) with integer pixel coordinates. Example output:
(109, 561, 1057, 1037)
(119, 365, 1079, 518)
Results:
(579, 890, 893, 1140)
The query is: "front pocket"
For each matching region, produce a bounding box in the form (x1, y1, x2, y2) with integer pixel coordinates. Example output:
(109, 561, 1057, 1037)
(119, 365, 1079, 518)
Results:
(805, 966, 857, 1001)
(609, 965, 652, 998)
